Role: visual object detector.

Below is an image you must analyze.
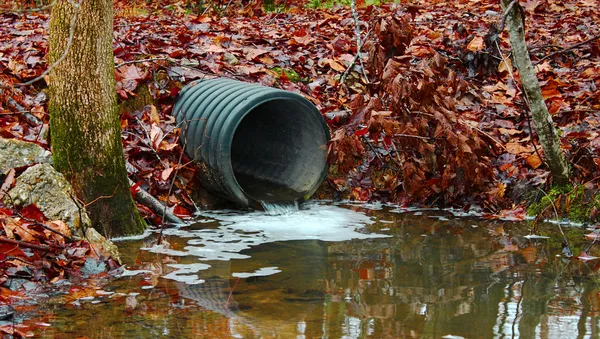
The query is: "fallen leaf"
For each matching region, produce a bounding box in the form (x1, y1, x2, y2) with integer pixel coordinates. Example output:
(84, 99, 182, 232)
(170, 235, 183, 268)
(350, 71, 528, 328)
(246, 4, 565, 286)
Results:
(467, 36, 484, 51)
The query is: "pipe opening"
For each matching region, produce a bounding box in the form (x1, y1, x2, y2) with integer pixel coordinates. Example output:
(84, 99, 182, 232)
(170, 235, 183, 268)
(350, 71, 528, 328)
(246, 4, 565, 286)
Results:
(231, 98, 328, 203)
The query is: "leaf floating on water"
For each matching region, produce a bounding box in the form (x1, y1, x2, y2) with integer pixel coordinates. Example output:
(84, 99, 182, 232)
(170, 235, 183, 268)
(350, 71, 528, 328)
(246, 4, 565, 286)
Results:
(232, 267, 282, 279)
(523, 234, 550, 239)
(577, 252, 600, 262)
(585, 232, 600, 241)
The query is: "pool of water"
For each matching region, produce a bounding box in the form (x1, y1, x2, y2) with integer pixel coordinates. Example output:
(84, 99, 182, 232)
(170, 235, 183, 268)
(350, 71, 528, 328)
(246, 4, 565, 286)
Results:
(15, 202, 600, 338)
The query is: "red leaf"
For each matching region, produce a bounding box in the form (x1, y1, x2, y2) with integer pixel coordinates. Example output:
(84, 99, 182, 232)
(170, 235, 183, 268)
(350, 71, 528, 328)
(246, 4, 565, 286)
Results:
(130, 181, 142, 196)
(354, 127, 369, 136)
(20, 204, 47, 222)
(173, 205, 191, 217)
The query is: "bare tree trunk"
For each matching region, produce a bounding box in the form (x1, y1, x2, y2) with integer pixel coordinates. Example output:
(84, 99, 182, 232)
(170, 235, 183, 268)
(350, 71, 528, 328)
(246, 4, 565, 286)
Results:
(501, 0, 570, 185)
(48, 0, 146, 237)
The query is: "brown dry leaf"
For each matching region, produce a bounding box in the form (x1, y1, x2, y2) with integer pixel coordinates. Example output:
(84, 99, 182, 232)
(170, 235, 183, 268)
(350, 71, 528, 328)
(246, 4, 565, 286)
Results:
(48, 220, 72, 238)
(161, 167, 174, 181)
(149, 105, 160, 125)
(0, 168, 15, 200)
(466, 36, 484, 52)
(535, 61, 553, 73)
(242, 47, 269, 60)
(328, 59, 346, 72)
(498, 128, 522, 135)
(525, 153, 543, 169)
(505, 142, 534, 155)
(258, 55, 274, 65)
(2, 218, 15, 239)
(498, 58, 512, 73)
(150, 124, 163, 150)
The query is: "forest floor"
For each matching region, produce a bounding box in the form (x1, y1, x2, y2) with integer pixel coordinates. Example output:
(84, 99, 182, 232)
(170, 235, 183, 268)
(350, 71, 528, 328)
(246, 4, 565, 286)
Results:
(0, 0, 599, 335)
(2, 0, 599, 224)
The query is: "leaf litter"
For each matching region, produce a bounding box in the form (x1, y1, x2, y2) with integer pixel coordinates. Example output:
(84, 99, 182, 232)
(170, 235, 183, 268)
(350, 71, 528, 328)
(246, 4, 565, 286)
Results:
(1, 0, 600, 334)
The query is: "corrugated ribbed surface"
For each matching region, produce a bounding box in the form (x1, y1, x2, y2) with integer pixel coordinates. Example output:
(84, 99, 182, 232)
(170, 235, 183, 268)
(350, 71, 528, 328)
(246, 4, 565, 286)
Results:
(173, 78, 330, 207)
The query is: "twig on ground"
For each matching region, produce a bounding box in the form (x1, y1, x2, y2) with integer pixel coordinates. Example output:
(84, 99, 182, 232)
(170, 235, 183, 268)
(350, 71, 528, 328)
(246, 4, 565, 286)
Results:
(340, 29, 372, 85)
(0, 0, 56, 13)
(17, 215, 73, 242)
(393, 133, 431, 140)
(474, 127, 507, 151)
(340, 0, 370, 85)
(535, 34, 600, 65)
(0, 236, 51, 251)
(0, 88, 43, 126)
(16, 0, 83, 87)
(115, 57, 170, 68)
(115, 21, 160, 28)
(494, 40, 544, 163)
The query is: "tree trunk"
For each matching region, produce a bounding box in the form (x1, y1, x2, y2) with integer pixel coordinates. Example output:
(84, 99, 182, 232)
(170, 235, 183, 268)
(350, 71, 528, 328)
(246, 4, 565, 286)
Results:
(48, 0, 146, 238)
(501, 0, 570, 185)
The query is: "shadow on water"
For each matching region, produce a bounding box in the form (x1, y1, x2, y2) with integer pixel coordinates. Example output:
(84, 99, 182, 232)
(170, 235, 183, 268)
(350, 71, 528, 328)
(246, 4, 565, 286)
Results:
(27, 203, 600, 338)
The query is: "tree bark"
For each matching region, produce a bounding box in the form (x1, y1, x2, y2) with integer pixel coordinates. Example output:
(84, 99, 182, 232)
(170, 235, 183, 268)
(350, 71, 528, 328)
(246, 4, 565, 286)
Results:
(48, 0, 146, 237)
(501, 0, 570, 185)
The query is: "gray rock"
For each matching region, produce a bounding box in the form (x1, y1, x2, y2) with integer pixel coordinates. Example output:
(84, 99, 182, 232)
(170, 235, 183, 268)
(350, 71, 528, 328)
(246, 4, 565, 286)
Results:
(223, 52, 240, 66)
(0, 138, 51, 173)
(7, 163, 91, 231)
(6, 163, 121, 262)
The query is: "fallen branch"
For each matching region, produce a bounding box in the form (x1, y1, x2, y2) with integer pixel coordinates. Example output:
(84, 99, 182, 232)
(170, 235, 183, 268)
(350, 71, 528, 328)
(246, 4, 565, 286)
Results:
(0, 88, 43, 126)
(128, 177, 184, 225)
(534, 34, 600, 65)
(340, 29, 372, 85)
(0, 236, 50, 251)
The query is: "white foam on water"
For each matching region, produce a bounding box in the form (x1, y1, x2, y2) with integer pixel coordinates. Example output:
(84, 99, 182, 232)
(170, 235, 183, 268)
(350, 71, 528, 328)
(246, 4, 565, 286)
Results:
(120, 269, 153, 277)
(111, 229, 154, 242)
(260, 201, 299, 215)
(162, 263, 211, 285)
(232, 267, 282, 278)
(146, 203, 388, 284)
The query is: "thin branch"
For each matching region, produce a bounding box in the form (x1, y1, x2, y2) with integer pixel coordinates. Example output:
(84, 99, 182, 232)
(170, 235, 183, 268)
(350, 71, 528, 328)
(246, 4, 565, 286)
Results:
(0, 236, 51, 251)
(534, 34, 600, 65)
(475, 127, 507, 151)
(498, 0, 517, 32)
(536, 187, 571, 256)
(341, 1, 370, 85)
(17, 215, 73, 242)
(83, 184, 119, 208)
(115, 21, 160, 28)
(393, 133, 431, 140)
(0, 0, 56, 13)
(115, 57, 169, 68)
(494, 40, 544, 164)
(16, 0, 82, 87)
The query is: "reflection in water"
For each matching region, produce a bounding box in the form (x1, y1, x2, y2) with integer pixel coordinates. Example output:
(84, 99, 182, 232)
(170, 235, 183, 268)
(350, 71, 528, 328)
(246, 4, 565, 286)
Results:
(31, 204, 600, 338)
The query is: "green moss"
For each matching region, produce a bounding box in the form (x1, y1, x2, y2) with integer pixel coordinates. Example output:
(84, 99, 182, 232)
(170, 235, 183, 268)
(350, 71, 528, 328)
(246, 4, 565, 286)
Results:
(270, 67, 303, 83)
(527, 184, 600, 223)
(118, 84, 154, 115)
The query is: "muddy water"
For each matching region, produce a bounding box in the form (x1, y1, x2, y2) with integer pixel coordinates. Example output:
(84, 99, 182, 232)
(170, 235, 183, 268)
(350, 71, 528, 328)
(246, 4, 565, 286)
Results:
(24, 203, 600, 338)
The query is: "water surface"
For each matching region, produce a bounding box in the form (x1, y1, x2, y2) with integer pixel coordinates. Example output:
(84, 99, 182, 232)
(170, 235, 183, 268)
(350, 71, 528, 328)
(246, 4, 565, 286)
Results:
(22, 203, 600, 338)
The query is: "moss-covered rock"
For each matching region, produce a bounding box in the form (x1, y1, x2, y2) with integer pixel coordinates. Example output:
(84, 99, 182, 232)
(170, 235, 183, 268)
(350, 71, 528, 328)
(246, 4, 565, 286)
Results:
(527, 184, 600, 223)
(0, 138, 52, 173)
(269, 67, 303, 82)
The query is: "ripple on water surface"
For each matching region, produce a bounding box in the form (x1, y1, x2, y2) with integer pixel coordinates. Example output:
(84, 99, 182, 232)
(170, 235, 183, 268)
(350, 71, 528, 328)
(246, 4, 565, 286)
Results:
(142, 202, 388, 283)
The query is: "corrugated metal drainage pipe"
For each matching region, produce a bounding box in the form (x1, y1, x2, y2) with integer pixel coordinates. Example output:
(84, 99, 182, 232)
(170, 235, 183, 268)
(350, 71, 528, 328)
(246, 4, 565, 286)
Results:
(172, 78, 330, 207)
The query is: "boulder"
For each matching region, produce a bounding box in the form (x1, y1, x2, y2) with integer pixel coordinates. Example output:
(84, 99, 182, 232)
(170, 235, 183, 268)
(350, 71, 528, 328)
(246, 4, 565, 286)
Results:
(0, 138, 52, 173)
(6, 163, 120, 261)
